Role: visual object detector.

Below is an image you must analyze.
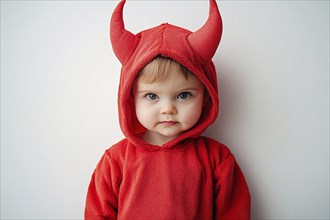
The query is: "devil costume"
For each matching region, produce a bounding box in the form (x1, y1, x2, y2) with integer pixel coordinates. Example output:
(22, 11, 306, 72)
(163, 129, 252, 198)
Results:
(85, 0, 251, 219)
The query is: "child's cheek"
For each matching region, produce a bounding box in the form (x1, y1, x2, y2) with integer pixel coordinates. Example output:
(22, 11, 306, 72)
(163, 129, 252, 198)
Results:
(183, 100, 203, 122)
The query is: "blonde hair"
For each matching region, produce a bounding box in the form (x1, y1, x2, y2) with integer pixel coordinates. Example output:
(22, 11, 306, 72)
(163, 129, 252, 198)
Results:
(137, 56, 192, 84)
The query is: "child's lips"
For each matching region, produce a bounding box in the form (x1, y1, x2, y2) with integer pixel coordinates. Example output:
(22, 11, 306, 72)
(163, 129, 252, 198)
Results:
(159, 121, 178, 125)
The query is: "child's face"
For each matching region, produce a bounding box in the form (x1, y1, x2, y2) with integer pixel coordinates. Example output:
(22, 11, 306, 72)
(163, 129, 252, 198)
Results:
(133, 70, 204, 145)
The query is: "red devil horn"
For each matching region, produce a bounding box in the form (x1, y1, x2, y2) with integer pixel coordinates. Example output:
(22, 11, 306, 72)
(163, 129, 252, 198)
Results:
(110, 0, 140, 65)
(188, 0, 222, 62)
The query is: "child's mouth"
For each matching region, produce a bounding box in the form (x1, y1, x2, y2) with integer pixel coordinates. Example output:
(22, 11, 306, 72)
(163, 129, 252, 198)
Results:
(159, 121, 178, 125)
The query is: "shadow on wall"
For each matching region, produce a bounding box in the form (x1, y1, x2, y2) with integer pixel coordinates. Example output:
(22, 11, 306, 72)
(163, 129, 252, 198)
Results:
(203, 58, 265, 219)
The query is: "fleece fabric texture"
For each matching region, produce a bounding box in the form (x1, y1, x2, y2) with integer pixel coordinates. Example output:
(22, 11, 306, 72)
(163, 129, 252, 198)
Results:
(85, 0, 251, 219)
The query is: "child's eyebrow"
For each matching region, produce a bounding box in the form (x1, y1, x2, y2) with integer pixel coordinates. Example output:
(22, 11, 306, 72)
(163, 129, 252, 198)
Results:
(137, 88, 200, 95)
(137, 90, 157, 93)
(179, 87, 200, 91)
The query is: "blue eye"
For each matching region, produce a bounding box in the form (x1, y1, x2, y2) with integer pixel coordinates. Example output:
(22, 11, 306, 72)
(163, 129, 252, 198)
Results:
(177, 92, 191, 100)
(145, 93, 159, 100)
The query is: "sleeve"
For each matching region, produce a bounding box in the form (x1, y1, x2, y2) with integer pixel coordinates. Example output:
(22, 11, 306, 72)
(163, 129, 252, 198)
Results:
(213, 152, 251, 219)
(84, 151, 122, 220)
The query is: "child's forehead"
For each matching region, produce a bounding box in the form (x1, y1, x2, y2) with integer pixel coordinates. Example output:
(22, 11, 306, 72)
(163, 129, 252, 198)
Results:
(136, 57, 196, 84)
(135, 71, 203, 89)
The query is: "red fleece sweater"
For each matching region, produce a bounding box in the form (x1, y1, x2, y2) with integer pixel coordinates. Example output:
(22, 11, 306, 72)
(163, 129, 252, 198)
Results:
(85, 137, 250, 219)
(85, 0, 251, 218)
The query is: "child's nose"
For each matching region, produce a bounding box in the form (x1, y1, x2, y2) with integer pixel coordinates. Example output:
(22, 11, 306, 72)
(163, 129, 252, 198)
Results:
(161, 100, 177, 115)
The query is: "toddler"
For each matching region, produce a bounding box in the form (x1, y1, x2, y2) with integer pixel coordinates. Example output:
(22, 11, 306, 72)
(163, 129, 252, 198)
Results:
(85, 0, 251, 219)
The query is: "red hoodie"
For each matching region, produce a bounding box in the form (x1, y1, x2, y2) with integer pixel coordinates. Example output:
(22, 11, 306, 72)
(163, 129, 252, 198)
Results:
(85, 0, 251, 219)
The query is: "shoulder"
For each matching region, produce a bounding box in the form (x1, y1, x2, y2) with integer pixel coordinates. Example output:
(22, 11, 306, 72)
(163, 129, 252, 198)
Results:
(93, 139, 130, 177)
(199, 136, 235, 169)
(106, 139, 129, 155)
(201, 136, 232, 157)
(101, 138, 130, 166)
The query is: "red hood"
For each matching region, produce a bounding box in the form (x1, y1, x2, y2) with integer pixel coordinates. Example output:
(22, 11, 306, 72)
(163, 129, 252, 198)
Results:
(110, 0, 222, 150)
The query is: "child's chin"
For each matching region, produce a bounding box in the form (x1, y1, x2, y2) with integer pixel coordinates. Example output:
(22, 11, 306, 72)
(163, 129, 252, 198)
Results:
(160, 132, 181, 140)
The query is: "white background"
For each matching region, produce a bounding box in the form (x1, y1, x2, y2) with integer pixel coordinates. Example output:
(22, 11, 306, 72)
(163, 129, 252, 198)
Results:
(1, 0, 329, 219)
